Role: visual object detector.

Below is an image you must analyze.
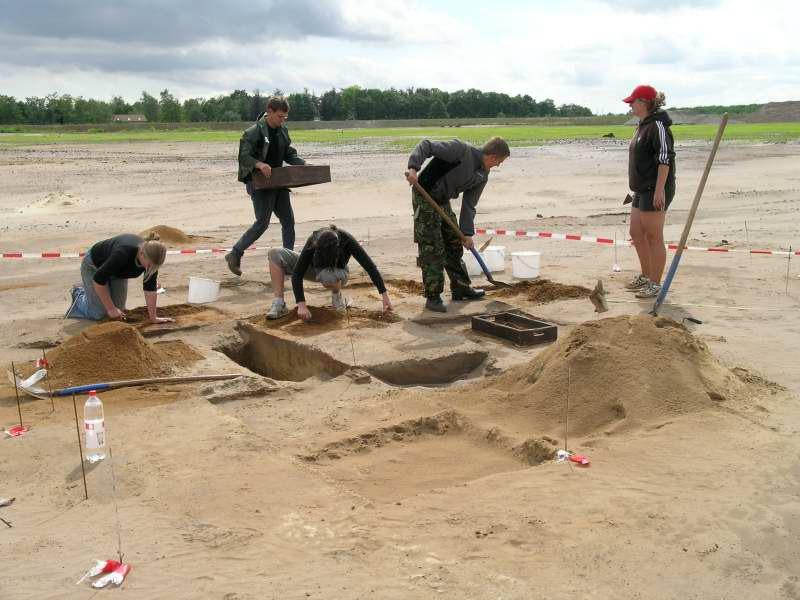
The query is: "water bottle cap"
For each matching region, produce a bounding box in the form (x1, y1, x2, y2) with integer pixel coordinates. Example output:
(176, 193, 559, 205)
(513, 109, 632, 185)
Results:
(89, 390, 97, 396)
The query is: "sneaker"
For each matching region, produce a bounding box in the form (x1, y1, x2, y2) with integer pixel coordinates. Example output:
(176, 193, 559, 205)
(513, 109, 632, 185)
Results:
(331, 290, 349, 310)
(266, 298, 288, 320)
(625, 274, 650, 291)
(64, 285, 83, 319)
(425, 295, 447, 313)
(224, 252, 242, 277)
(635, 282, 661, 299)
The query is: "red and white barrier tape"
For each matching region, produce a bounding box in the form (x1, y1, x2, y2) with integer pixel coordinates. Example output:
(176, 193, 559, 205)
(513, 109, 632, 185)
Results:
(0, 246, 267, 260)
(474, 228, 798, 257)
(1, 230, 796, 259)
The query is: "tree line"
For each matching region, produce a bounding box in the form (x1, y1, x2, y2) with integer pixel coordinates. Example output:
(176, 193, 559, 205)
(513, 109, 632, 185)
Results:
(0, 86, 594, 125)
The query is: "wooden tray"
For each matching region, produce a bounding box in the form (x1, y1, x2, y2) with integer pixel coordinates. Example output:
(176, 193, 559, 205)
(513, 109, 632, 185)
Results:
(252, 165, 331, 190)
(471, 309, 557, 346)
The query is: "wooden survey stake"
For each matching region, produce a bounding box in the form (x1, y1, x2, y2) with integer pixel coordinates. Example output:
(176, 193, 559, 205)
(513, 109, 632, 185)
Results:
(252, 165, 331, 190)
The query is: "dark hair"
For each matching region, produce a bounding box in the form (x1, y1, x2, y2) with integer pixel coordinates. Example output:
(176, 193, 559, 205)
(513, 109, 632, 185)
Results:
(266, 95, 290, 113)
(312, 226, 339, 269)
(482, 136, 510, 158)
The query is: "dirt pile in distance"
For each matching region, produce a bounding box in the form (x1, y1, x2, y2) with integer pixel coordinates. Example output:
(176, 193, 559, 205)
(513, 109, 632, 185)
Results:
(493, 279, 591, 303)
(138, 225, 194, 245)
(463, 315, 767, 438)
(35, 322, 201, 387)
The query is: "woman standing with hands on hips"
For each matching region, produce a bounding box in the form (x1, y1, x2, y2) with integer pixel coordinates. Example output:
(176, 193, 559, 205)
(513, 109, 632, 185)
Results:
(624, 84, 676, 299)
(65, 232, 173, 323)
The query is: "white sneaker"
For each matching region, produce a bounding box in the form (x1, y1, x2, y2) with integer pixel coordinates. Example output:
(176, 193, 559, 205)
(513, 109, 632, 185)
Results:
(331, 291, 349, 310)
(635, 282, 661, 299)
(266, 299, 288, 320)
(625, 274, 650, 291)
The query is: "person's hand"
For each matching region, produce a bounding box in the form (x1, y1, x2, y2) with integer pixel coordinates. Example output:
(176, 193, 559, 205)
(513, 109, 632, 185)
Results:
(297, 303, 312, 322)
(462, 236, 475, 251)
(653, 188, 666, 211)
(405, 168, 418, 186)
(381, 292, 393, 313)
(107, 307, 126, 321)
(149, 316, 175, 324)
(256, 162, 272, 178)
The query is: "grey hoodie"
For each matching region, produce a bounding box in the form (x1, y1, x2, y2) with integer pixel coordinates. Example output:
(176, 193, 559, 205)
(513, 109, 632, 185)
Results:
(408, 139, 488, 236)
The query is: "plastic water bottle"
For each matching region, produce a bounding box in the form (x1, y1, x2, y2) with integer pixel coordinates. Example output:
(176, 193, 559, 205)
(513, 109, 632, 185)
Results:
(84, 390, 106, 463)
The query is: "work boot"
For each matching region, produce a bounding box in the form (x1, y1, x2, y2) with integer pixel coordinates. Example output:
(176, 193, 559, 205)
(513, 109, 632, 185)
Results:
(224, 252, 242, 277)
(451, 286, 486, 301)
(425, 295, 447, 313)
(266, 298, 288, 320)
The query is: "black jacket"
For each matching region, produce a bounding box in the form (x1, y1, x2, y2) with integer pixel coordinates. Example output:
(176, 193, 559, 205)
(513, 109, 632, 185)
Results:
(90, 234, 158, 291)
(292, 228, 386, 304)
(237, 114, 305, 183)
(628, 110, 676, 192)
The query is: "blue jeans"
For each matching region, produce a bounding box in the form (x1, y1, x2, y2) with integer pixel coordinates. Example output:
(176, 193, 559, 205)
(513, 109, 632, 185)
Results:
(65, 254, 128, 320)
(232, 182, 295, 256)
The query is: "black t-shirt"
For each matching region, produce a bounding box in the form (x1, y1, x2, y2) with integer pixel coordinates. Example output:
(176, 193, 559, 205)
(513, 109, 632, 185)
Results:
(89, 234, 158, 291)
(292, 228, 386, 303)
(265, 126, 281, 168)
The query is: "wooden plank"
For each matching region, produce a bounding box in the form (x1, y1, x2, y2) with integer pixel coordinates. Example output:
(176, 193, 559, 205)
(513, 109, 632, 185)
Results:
(252, 165, 331, 190)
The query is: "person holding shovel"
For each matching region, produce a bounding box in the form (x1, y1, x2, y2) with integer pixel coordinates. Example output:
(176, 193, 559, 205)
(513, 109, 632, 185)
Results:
(225, 95, 306, 277)
(623, 84, 676, 299)
(64, 232, 173, 323)
(405, 137, 510, 312)
(265, 225, 393, 321)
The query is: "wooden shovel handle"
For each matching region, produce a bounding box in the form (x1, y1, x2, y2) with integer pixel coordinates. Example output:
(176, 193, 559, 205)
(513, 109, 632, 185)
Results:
(409, 180, 468, 244)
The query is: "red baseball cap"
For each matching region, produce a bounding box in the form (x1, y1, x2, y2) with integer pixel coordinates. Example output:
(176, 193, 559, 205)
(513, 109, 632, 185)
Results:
(623, 85, 657, 104)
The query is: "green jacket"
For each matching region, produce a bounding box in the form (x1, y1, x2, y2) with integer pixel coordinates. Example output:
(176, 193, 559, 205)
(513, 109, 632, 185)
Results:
(237, 115, 305, 183)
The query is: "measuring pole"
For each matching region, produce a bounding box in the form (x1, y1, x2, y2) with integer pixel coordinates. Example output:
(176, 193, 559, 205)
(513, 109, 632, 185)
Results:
(652, 114, 728, 315)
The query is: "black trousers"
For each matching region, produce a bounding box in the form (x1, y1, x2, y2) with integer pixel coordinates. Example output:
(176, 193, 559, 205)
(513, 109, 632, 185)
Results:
(233, 181, 295, 255)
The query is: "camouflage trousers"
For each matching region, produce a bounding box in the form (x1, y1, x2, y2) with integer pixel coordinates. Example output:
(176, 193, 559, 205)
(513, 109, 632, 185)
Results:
(412, 190, 472, 298)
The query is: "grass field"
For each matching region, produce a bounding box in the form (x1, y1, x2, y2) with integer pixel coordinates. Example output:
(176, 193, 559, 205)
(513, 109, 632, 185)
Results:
(1, 122, 798, 148)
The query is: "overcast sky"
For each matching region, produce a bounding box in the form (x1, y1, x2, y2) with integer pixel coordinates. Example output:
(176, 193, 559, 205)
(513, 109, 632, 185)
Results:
(0, 0, 797, 114)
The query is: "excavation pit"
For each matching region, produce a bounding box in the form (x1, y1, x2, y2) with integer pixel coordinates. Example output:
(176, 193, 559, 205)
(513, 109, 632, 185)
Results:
(367, 351, 488, 386)
(302, 411, 538, 502)
(217, 322, 349, 383)
(218, 322, 489, 386)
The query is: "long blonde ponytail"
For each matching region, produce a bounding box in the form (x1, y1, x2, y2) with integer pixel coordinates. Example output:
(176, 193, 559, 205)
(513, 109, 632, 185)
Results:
(140, 232, 167, 281)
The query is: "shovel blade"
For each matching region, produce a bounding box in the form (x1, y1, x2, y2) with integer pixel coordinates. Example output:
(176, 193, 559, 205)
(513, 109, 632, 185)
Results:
(6, 370, 51, 400)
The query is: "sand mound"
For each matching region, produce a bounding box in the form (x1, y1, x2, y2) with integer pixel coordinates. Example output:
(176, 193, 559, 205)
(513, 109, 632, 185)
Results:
(139, 225, 194, 245)
(493, 279, 591, 303)
(467, 315, 760, 438)
(259, 306, 400, 335)
(125, 303, 215, 323)
(32, 322, 198, 387)
(386, 279, 425, 296)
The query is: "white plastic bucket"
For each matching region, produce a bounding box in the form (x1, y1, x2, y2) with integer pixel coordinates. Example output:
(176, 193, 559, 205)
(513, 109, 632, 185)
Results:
(463, 251, 483, 276)
(187, 276, 220, 304)
(512, 251, 541, 279)
(483, 245, 506, 272)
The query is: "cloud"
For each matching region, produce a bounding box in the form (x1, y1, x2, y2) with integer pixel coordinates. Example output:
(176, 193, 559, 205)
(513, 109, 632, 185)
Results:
(598, 0, 720, 12)
(0, 0, 385, 46)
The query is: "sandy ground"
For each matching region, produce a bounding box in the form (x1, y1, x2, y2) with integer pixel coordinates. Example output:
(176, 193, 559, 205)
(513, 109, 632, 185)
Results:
(1, 138, 799, 599)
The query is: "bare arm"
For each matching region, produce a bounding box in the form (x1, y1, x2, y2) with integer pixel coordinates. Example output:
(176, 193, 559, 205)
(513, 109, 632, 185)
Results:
(653, 164, 670, 210)
(93, 281, 124, 319)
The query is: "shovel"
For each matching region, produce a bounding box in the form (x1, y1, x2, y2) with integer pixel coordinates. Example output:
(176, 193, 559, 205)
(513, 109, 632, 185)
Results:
(410, 180, 512, 289)
(7, 370, 241, 400)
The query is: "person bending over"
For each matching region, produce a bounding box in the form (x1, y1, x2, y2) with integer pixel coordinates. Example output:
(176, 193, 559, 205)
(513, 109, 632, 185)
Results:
(405, 136, 510, 312)
(65, 232, 172, 323)
(266, 225, 393, 321)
